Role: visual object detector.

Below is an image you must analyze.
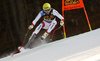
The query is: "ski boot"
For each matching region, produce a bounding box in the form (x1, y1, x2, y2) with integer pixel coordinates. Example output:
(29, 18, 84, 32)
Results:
(40, 32, 49, 42)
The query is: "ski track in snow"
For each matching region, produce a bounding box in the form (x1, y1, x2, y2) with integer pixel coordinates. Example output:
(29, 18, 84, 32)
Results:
(0, 28, 100, 61)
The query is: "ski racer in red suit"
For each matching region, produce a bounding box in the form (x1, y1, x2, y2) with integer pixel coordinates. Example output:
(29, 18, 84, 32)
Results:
(28, 3, 64, 40)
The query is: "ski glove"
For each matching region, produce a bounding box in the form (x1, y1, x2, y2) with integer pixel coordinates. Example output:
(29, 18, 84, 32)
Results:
(28, 25, 34, 30)
(60, 20, 64, 26)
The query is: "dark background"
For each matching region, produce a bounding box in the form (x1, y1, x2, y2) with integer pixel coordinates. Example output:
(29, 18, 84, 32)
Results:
(0, 0, 100, 58)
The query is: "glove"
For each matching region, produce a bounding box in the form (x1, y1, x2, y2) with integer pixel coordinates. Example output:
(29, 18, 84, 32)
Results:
(60, 20, 64, 26)
(28, 25, 34, 30)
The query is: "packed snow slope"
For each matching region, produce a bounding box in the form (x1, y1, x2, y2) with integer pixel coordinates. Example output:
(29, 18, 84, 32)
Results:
(0, 28, 100, 61)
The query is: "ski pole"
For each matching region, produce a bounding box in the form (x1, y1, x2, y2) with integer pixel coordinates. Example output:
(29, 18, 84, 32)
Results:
(50, 26, 62, 41)
(11, 30, 29, 57)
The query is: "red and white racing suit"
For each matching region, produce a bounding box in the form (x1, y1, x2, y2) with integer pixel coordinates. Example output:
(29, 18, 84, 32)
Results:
(31, 8, 64, 35)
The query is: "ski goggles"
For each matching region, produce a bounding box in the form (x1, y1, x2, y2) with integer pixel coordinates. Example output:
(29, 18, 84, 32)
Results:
(44, 9, 51, 12)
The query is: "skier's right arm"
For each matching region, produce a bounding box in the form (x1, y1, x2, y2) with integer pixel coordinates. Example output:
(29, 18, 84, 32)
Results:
(28, 11, 43, 30)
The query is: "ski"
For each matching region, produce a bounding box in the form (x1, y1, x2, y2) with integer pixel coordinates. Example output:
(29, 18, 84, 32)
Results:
(24, 34, 36, 49)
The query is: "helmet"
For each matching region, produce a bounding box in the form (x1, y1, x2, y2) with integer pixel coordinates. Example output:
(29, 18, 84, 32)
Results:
(43, 3, 51, 12)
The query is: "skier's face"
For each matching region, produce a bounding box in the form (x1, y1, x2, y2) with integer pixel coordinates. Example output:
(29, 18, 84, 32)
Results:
(45, 11, 50, 14)
(44, 9, 51, 14)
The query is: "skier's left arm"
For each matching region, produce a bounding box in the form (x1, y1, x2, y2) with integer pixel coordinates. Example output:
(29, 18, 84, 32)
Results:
(53, 10, 64, 26)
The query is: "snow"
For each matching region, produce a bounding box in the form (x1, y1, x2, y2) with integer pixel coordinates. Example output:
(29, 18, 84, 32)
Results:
(0, 28, 100, 61)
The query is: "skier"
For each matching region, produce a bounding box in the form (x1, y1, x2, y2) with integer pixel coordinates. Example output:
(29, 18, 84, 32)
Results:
(24, 3, 64, 49)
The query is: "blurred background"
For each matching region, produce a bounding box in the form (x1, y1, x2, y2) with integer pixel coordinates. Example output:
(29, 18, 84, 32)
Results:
(0, 0, 100, 58)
